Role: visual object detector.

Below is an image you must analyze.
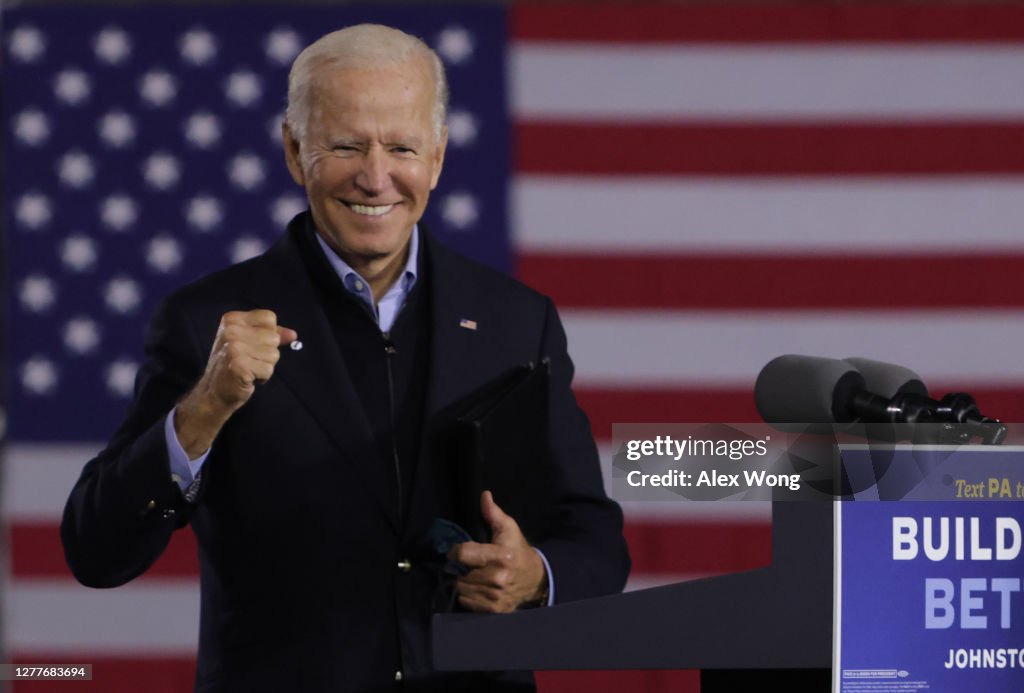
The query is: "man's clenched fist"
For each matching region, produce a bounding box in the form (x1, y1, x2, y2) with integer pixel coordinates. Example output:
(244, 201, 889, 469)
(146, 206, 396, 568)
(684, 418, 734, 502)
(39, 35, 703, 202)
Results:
(175, 310, 297, 459)
(200, 310, 297, 410)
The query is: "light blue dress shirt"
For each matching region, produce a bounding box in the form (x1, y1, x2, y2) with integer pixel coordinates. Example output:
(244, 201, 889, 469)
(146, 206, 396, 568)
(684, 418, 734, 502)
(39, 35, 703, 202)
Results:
(314, 225, 419, 334)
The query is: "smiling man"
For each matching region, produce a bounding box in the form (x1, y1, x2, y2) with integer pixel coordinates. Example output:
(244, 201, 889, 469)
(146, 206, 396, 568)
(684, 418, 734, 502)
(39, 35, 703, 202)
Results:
(282, 34, 447, 302)
(62, 24, 629, 692)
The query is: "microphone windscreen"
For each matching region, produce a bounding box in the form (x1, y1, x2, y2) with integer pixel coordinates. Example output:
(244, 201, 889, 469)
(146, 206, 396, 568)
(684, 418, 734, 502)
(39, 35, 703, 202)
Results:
(755, 354, 865, 423)
(844, 357, 928, 398)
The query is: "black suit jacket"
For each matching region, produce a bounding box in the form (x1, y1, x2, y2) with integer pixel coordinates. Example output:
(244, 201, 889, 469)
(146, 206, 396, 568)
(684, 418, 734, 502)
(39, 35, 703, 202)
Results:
(61, 214, 630, 692)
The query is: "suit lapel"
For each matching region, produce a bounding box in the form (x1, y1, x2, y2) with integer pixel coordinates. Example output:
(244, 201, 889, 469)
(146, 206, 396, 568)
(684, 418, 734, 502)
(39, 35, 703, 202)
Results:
(244, 223, 400, 533)
(398, 234, 488, 535)
(421, 233, 485, 425)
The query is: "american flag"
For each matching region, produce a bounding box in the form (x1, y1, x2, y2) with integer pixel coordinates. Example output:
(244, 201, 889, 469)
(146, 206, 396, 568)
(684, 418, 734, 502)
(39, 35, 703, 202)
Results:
(4, 4, 1024, 693)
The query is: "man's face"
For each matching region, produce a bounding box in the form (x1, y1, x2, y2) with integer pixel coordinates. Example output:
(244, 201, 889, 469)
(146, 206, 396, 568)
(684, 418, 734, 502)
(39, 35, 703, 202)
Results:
(283, 58, 446, 267)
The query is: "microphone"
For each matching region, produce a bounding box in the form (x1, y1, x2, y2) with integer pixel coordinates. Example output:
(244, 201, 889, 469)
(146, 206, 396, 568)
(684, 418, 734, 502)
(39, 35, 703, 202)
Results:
(755, 354, 1006, 444)
(754, 354, 864, 424)
(843, 357, 927, 398)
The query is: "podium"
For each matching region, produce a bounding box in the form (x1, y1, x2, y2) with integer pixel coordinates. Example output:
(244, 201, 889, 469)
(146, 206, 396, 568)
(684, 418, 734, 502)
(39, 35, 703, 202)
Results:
(435, 441, 1024, 692)
(432, 501, 833, 688)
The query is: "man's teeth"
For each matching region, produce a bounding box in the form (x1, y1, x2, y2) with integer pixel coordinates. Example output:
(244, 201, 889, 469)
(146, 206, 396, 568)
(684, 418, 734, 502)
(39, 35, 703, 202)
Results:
(349, 203, 394, 216)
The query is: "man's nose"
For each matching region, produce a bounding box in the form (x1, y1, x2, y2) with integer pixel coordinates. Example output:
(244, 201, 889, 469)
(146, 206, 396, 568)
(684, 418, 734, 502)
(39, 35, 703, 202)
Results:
(355, 148, 391, 195)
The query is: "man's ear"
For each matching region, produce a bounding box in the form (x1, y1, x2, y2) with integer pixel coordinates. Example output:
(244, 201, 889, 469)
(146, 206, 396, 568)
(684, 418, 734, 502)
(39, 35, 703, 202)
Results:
(429, 125, 448, 191)
(282, 122, 305, 186)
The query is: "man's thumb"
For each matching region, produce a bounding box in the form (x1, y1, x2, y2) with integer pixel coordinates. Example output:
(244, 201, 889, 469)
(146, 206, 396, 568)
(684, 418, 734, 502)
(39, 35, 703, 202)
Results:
(277, 326, 299, 346)
(481, 490, 513, 539)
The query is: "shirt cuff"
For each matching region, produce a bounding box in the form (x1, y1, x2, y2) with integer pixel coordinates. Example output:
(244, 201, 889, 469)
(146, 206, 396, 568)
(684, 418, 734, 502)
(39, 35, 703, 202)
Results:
(164, 409, 210, 492)
(533, 548, 555, 607)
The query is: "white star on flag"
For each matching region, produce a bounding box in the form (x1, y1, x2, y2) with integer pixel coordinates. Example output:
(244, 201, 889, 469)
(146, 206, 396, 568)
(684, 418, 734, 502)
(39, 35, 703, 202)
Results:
(145, 236, 183, 273)
(106, 359, 139, 398)
(98, 111, 136, 148)
(20, 357, 58, 395)
(100, 194, 139, 231)
(94, 26, 131, 65)
(180, 27, 217, 65)
(186, 195, 224, 231)
(225, 70, 262, 107)
(143, 152, 181, 190)
(8, 25, 46, 63)
(13, 109, 50, 146)
(104, 277, 143, 314)
(435, 26, 474, 65)
(57, 151, 96, 188)
(63, 317, 102, 355)
(229, 236, 268, 264)
(19, 275, 57, 313)
(61, 235, 99, 272)
(267, 112, 285, 144)
(441, 192, 479, 230)
(271, 194, 306, 227)
(15, 192, 52, 230)
(264, 28, 302, 65)
(228, 153, 266, 190)
(139, 69, 177, 107)
(446, 110, 479, 147)
(184, 111, 221, 148)
(54, 68, 91, 105)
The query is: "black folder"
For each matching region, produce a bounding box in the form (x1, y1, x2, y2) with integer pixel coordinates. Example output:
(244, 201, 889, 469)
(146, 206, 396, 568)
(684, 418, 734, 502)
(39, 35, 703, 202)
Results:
(448, 359, 558, 544)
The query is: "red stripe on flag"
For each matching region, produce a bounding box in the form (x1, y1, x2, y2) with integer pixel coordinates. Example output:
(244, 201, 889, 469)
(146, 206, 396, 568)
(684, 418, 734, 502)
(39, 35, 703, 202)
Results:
(11, 523, 198, 578)
(578, 389, 758, 442)
(517, 254, 1024, 311)
(516, 122, 1024, 176)
(513, 5, 1024, 43)
(576, 387, 1024, 442)
(9, 655, 195, 693)
(625, 520, 772, 576)
(5, 654, 697, 693)
(537, 670, 700, 693)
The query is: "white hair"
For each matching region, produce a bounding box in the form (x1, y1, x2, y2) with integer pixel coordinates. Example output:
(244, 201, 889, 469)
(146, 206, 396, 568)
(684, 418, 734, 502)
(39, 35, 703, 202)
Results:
(285, 24, 448, 143)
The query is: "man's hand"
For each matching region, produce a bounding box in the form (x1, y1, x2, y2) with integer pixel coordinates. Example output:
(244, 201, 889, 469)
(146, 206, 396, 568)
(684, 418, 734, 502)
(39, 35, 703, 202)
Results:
(175, 310, 298, 458)
(447, 491, 548, 613)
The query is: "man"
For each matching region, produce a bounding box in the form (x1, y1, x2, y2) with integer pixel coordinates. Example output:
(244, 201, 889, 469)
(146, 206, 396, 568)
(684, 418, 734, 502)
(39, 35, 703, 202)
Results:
(62, 24, 629, 692)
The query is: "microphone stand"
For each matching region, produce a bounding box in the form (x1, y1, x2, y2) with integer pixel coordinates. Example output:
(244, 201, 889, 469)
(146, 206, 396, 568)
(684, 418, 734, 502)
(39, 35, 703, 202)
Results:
(848, 391, 1007, 445)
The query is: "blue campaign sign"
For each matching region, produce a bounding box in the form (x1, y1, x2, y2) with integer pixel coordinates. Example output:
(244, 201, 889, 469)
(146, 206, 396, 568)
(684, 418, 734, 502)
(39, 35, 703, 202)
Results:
(835, 446, 1024, 693)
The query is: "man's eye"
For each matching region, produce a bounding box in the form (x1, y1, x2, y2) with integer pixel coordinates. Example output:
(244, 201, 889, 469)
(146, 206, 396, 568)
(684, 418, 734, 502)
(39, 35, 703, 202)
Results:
(392, 146, 415, 155)
(332, 145, 358, 153)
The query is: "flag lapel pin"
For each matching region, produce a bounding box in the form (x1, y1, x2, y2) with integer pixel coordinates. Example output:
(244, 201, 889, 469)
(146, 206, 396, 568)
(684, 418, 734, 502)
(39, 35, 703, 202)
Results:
(459, 318, 478, 331)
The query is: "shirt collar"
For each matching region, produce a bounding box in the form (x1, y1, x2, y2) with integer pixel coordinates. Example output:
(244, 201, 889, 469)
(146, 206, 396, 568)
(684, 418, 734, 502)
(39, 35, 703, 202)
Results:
(314, 224, 419, 299)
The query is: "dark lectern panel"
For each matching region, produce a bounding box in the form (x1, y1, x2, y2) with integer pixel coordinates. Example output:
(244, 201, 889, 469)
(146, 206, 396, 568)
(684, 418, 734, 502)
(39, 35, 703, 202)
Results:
(434, 503, 834, 672)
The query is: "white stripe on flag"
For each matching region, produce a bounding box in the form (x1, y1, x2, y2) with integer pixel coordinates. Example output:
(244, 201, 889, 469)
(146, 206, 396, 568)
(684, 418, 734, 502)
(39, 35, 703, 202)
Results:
(512, 44, 1024, 121)
(4, 579, 199, 653)
(3, 444, 101, 521)
(561, 309, 1024, 386)
(513, 176, 1024, 254)
(4, 444, 768, 523)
